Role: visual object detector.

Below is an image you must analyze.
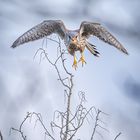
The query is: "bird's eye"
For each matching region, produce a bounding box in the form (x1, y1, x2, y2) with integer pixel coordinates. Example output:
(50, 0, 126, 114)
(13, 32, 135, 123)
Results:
(75, 35, 78, 39)
(69, 36, 72, 39)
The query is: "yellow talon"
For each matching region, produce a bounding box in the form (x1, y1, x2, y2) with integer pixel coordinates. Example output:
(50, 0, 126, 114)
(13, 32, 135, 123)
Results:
(72, 55, 78, 70)
(79, 53, 86, 67)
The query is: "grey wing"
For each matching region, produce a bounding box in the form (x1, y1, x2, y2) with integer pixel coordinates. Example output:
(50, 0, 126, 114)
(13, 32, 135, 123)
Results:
(80, 21, 128, 54)
(11, 20, 66, 48)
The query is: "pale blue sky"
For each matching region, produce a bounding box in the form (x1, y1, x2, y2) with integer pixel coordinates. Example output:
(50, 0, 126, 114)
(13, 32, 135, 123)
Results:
(0, 0, 140, 140)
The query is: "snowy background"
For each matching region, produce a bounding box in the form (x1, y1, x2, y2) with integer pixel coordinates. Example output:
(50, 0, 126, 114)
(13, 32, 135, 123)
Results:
(0, 0, 140, 140)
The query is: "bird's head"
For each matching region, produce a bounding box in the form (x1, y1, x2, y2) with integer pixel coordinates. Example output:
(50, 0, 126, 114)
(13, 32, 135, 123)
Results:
(67, 31, 79, 44)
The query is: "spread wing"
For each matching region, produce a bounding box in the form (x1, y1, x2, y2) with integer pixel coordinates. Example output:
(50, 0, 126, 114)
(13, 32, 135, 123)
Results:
(80, 21, 128, 54)
(11, 20, 66, 48)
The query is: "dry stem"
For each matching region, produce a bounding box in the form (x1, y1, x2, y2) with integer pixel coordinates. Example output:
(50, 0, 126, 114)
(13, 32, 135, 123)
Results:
(10, 36, 121, 140)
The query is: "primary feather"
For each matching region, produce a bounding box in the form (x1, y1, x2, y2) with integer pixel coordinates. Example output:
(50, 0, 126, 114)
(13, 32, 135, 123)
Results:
(80, 21, 128, 55)
(11, 20, 66, 48)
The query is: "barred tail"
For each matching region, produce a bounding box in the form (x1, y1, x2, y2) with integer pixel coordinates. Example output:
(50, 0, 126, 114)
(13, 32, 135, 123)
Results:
(86, 42, 100, 57)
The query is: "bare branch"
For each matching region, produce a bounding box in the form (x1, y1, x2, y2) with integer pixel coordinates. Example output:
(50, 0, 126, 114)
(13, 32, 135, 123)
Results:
(10, 112, 31, 140)
(11, 35, 119, 140)
(0, 131, 3, 140)
(11, 112, 55, 140)
(90, 109, 101, 140)
(114, 132, 121, 140)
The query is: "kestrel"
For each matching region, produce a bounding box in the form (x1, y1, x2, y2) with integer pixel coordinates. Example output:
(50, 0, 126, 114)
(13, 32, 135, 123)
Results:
(11, 20, 128, 69)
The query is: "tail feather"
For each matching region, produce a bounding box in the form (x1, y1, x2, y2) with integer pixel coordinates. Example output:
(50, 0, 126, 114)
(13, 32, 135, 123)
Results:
(86, 42, 100, 57)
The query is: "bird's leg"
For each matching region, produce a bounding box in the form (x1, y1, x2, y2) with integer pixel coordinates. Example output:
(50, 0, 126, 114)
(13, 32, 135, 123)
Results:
(72, 54, 78, 70)
(79, 52, 86, 67)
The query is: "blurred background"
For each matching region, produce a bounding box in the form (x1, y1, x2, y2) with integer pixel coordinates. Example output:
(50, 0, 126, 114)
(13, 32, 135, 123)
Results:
(0, 0, 140, 140)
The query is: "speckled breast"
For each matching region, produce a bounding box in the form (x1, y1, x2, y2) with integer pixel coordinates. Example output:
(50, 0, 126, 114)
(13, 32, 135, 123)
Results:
(68, 43, 79, 55)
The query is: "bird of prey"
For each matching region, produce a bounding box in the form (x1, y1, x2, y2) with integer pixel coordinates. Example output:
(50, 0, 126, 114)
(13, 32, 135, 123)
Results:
(11, 20, 128, 69)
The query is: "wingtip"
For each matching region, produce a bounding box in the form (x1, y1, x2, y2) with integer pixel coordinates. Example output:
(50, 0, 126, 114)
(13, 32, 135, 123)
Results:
(125, 51, 129, 55)
(11, 44, 16, 48)
(121, 48, 129, 55)
(11, 40, 19, 48)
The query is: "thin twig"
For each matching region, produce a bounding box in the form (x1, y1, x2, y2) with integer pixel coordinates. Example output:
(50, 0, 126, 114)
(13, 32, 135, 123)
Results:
(0, 131, 3, 140)
(90, 109, 101, 140)
(11, 112, 31, 140)
(114, 132, 121, 140)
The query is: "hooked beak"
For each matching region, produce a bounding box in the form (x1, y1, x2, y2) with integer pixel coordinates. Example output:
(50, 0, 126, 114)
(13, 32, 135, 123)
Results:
(71, 37, 77, 43)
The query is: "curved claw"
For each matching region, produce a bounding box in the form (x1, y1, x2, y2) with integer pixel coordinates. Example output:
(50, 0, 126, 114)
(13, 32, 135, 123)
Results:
(79, 53, 87, 67)
(72, 55, 78, 70)
(72, 63, 78, 70)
